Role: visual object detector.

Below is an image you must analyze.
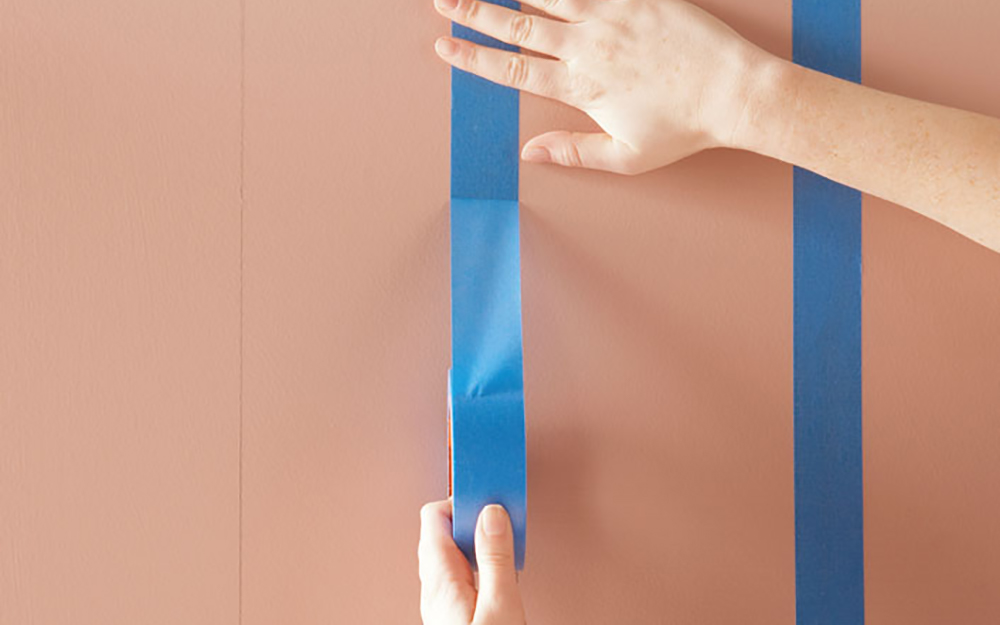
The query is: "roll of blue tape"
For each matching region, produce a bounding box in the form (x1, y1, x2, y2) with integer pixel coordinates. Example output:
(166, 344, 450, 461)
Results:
(447, 0, 527, 570)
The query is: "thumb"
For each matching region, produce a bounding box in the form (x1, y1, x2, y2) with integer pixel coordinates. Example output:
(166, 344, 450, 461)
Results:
(521, 130, 638, 174)
(473, 505, 524, 623)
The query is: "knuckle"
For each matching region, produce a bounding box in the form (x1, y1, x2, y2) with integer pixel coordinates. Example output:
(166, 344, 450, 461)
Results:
(463, 0, 480, 21)
(593, 37, 616, 62)
(540, 0, 563, 11)
(420, 502, 436, 521)
(509, 15, 534, 45)
(609, 14, 635, 37)
(417, 556, 432, 585)
(567, 141, 585, 168)
(505, 55, 529, 87)
(477, 549, 515, 570)
(417, 541, 434, 572)
(559, 139, 585, 168)
(565, 72, 604, 105)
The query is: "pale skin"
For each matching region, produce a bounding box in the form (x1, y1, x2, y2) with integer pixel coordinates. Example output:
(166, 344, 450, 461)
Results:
(419, 500, 526, 625)
(420, 0, 1000, 622)
(430, 0, 1000, 253)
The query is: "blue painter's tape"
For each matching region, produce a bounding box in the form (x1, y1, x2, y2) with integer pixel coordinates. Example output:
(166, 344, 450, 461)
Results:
(448, 199, 527, 570)
(792, 1, 864, 623)
(451, 1, 520, 202)
(448, 0, 527, 570)
(449, 372, 527, 569)
(450, 198, 525, 399)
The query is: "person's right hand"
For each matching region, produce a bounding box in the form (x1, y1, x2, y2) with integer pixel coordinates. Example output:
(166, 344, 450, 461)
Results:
(418, 499, 526, 625)
(433, 0, 776, 174)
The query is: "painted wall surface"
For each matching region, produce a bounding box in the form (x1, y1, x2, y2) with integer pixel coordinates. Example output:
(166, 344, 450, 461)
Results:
(1, 0, 998, 623)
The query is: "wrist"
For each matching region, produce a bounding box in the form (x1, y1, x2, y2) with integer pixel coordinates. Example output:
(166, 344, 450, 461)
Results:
(710, 45, 801, 156)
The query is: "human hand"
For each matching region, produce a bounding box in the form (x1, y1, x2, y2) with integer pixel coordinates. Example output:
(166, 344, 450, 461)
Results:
(418, 499, 526, 625)
(433, 0, 778, 175)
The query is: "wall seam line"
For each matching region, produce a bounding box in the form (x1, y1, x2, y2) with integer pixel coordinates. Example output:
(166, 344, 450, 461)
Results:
(238, 0, 246, 622)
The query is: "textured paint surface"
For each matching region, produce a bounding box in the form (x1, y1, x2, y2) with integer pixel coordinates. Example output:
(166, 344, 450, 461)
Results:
(0, 2, 242, 624)
(861, 1, 1000, 622)
(1, 1, 998, 625)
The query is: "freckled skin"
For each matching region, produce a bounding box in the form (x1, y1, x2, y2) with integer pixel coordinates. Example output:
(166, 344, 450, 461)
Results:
(739, 64, 1000, 251)
(433, 0, 1000, 244)
(423, 1, 1000, 621)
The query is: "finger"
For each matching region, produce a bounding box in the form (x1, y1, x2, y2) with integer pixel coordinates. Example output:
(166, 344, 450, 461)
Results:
(418, 500, 475, 592)
(472, 505, 524, 623)
(418, 500, 476, 625)
(418, 500, 474, 585)
(435, 36, 569, 101)
(419, 499, 453, 552)
(434, 0, 575, 58)
(522, 130, 640, 173)
(518, 0, 594, 22)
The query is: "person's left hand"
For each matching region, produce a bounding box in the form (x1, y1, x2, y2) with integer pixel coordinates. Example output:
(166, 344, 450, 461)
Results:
(418, 499, 526, 625)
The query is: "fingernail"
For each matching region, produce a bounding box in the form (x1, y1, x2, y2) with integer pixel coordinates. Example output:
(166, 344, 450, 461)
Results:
(482, 505, 508, 537)
(524, 146, 550, 162)
(435, 37, 458, 57)
(436, 0, 459, 10)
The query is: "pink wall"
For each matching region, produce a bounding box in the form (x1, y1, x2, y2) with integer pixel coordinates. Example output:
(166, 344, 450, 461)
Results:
(2, 1, 998, 623)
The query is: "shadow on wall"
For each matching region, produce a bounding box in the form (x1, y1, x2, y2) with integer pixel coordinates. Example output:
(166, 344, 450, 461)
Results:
(517, 204, 796, 623)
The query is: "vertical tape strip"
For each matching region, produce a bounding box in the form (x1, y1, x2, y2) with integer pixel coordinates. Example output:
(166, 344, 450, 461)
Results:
(448, 0, 527, 570)
(792, 1, 864, 623)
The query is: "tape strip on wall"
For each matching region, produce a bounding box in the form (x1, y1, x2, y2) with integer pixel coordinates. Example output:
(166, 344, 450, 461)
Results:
(792, 1, 864, 623)
(447, 0, 527, 570)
